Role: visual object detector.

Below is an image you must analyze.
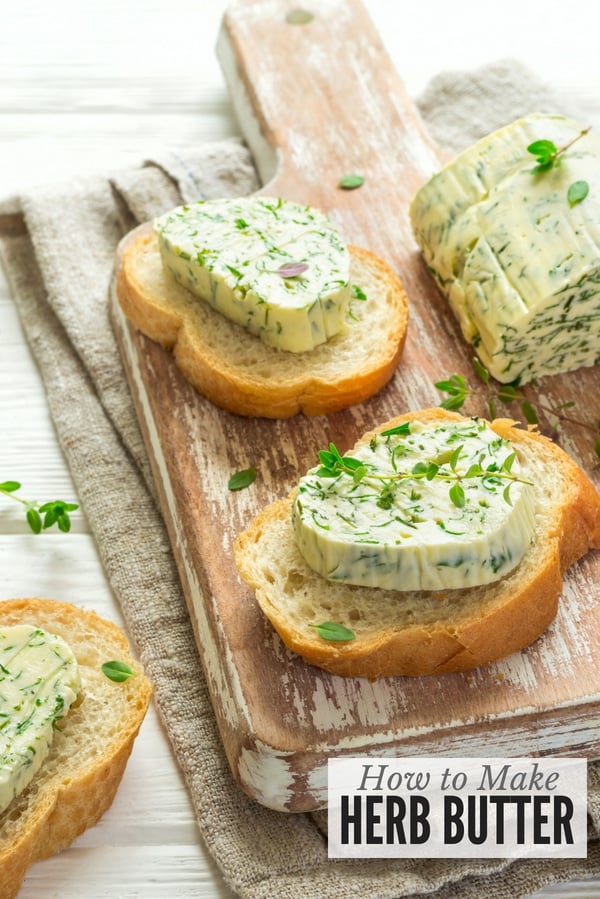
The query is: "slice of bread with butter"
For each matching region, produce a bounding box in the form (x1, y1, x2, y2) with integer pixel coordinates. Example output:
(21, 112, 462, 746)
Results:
(116, 196, 409, 418)
(410, 113, 600, 385)
(235, 408, 600, 678)
(0, 598, 152, 899)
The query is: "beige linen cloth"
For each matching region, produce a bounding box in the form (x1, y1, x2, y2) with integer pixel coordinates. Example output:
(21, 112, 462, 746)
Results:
(2, 60, 600, 898)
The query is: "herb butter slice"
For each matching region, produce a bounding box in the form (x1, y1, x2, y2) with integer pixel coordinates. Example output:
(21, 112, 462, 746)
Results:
(292, 418, 536, 591)
(0, 625, 80, 813)
(410, 114, 600, 384)
(154, 196, 351, 352)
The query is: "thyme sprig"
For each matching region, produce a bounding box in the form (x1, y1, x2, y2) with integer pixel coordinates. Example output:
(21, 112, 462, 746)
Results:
(527, 126, 590, 173)
(527, 127, 591, 206)
(316, 434, 530, 511)
(0, 480, 78, 534)
(435, 359, 600, 459)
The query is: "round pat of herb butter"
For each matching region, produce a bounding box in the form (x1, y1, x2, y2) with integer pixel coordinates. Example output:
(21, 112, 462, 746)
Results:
(292, 418, 536, 591)
(0, 624, 80, 813)
(154, 196, 351, 353)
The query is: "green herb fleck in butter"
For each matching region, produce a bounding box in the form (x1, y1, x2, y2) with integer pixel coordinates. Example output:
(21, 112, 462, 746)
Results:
(0, 625, 80, 813)
(154, 196, 351, 353)
(410, 114, 600, 384)
(292, 419, 536, 591)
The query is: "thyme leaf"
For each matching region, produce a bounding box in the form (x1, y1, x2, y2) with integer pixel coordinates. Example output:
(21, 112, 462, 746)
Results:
(228, 467, 257, 491)
(309, 621, 355, 642)
(567, 179, 589, 207)
(101, 660, 135, 683)
(449, 481, 466, 508)
(338, 173, 365, 190)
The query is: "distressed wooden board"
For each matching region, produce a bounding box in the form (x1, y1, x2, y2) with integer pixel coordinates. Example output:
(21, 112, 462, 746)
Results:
(109, 0, 600, 812)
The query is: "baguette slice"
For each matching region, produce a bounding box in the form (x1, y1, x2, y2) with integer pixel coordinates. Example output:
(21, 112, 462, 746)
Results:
(235, 408, 600, 678)
(0, 598, 153, 899)
(116, 229, 409, 418)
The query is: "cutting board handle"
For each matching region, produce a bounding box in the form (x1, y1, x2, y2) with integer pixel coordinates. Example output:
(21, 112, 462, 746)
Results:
(216, 0, 441, 250)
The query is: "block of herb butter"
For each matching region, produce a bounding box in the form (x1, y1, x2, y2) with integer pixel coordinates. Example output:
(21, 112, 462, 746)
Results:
(292, 416, 536, 591)
(0, 624, 80, 813)
(234, 408, 600, 677)
(410, 114, 600, 384)
(154, 196, 351, 353)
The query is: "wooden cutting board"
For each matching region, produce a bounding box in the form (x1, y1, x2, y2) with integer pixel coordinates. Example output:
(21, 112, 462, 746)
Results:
(109, 0, 600, 812)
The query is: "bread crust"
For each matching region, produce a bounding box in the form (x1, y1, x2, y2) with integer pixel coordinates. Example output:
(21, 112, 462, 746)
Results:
(0, 599, 153, 898)
(235, 409, 600, 678)
(116, 229, 409, 418)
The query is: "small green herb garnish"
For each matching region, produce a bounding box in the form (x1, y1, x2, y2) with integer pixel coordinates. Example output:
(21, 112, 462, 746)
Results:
(310, 621, 355, 642)
(435, 359, 600, 459)
(527, 139, 561, 171)
(0, 480, 78, 534)
(101, 661, 135, 683)
(449, 481, 466, 509)
(352, 284, 367, 301)
(435, 372, 539, 424)
(317, 443, 366, 483)
(527, 128, 591, 208)
(338, 173, 365, 190)
(228, 467, 257, 491)
(315, 433, 530, 511)
(380, 422, 411, 438)
(527, 127, 590, 173)
(567, 179, 589, 207)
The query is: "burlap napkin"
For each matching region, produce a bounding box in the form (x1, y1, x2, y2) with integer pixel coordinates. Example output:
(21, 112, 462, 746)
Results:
(2, 60, 600, 899)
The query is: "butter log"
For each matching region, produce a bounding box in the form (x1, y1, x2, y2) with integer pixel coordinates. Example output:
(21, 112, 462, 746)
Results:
(409, 114, 600, 385)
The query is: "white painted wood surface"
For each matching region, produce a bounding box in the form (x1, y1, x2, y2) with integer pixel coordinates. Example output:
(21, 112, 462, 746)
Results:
(1, 0, 600, 895)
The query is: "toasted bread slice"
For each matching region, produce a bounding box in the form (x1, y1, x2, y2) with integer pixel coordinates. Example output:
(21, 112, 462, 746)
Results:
(0, 598, 152, 899)
(116, 230, 409, 418)
(235, 409, 600, 678)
